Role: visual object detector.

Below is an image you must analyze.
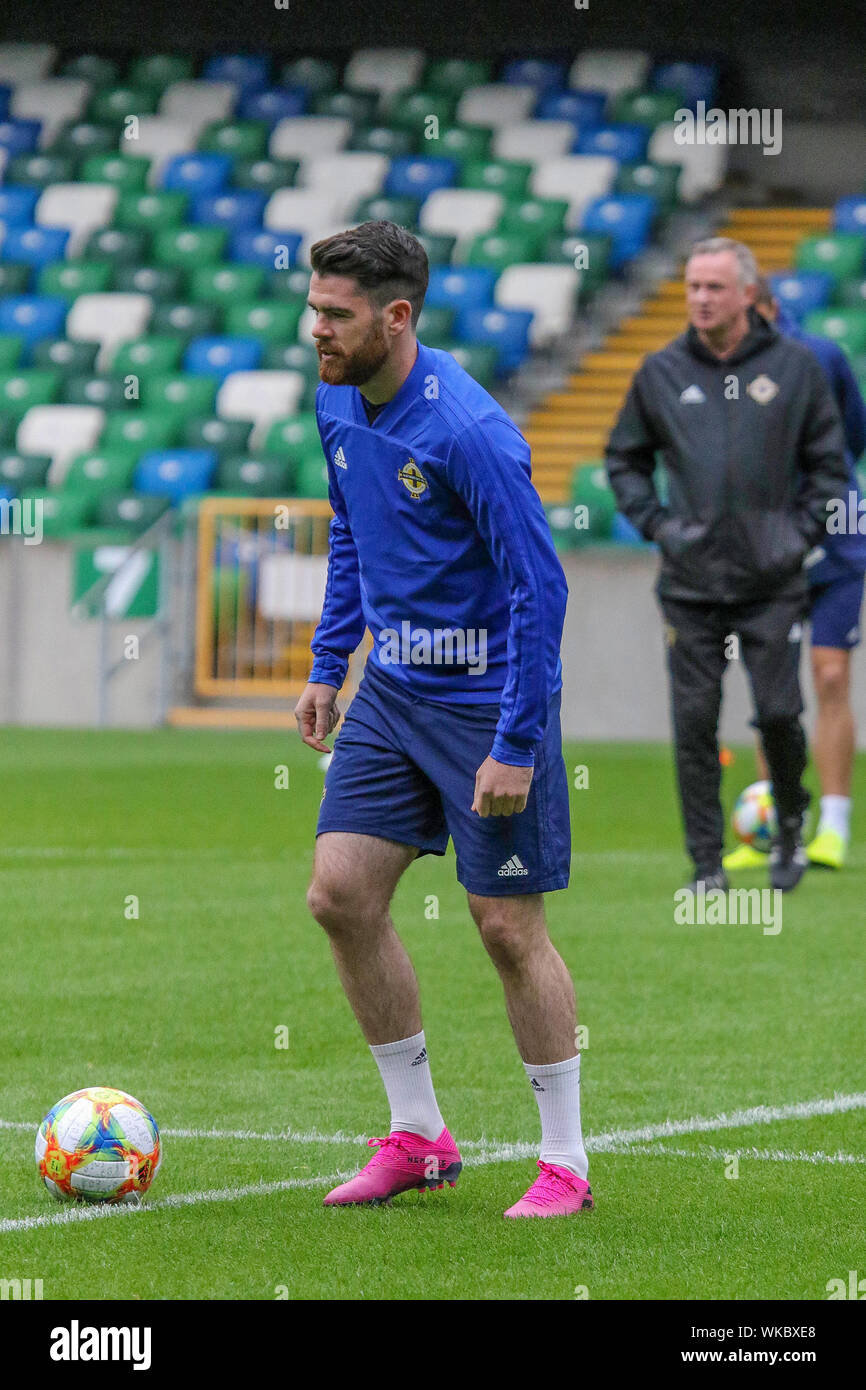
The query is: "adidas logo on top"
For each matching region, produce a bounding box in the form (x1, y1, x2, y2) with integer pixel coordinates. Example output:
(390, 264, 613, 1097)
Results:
(410, 1047, 428, 1067)
(680, 384, 706, 404)
(498, 855, 528, 877)
(529, 1077, 546, 1092)
(333, 445, 347, 469)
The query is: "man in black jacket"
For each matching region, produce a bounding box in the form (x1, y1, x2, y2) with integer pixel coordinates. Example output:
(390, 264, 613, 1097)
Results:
(605, 237, 849, 892)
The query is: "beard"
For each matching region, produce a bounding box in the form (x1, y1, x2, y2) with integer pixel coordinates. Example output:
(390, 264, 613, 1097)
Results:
(317, 316, 390, 387)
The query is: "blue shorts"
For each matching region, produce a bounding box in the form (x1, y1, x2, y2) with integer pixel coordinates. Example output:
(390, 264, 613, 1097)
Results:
(809, 572, 864, 649)
(316, 661, 571, 896)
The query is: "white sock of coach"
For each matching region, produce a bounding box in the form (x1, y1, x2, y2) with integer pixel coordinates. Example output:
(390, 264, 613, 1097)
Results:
(369, 1030, 445, 1141)
(524, 1054, 589, 1180)
(818, 794, 851, 840)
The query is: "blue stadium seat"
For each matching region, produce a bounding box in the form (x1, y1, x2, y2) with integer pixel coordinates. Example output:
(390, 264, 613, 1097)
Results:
(502, 59, 567, 92)
(0, 120, 40, 158)
(134, 449, 217, 501)
(191, 190, 267, 229)
(238, 88, 307, 124)
(162, 153, 233, 196)
(425, 266, 498, 312)
(454, 305, 533, 374)
(577, 123, 649, 162)
(1, 224, 69, 267)
(0, 185, 40, 225)
(581, 193, 657, 268)
(203, 55, 270, 92)
(184, 336, 262, 378)
(0, 295, 67, 349)
(768, 271, 834, 320)
(537, 90, 606, 127)
(651, 62, 718, 109)
(0, 87, 10, 120)
(230, 227, 302, 267)
(833, 198, 866, 236)
(384, 157, 458, 201)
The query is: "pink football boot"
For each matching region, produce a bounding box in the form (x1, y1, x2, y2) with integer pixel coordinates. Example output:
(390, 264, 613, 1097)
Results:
(324, 1127, 462, 1206)
(504, 1160, 594, 1218)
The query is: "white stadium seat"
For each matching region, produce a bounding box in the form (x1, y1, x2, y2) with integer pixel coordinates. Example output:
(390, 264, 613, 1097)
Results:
(18, 406, 105, 481)
(264, 189, 353, 257)
(298, 152, 388, 205)
(66, 294, 153, 370)
(123, 117, 202, 184)
(216, 372, 306, 445)
(493, 120, 578, 164)
(158, 80, 238, 129)
(419, 188, 504, 245)
(456, 84, 537, 129)
(0, 43, 57, 86)
(530, 155, 618, 226)
(11, 79, 90, 147)
(648, 121, 728, 202)
(269, 116, 352, 161)
(568, 50, 651, 97)
(35, 183, 118, 256)
(494, 264, 581, 345)
(343, 48, 425, 97)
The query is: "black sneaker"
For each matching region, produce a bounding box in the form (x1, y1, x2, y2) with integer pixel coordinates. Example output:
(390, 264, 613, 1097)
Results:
(682, 867, 729, 894)
(769, 818, 808, 892)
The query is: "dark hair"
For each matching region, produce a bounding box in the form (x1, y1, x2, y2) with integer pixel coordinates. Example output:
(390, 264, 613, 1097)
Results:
(309, 220, 429, 327)
(752, 275, 776, 312)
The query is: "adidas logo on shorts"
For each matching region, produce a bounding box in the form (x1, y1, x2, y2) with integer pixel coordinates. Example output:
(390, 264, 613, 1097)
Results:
(498, 855, 528, 877)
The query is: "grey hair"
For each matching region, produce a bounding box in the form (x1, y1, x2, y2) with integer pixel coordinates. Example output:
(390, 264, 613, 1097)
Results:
(686, 237, 760, 288)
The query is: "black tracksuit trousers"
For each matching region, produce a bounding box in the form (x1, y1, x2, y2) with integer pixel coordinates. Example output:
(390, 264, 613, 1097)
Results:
(659, 589, 812, 876)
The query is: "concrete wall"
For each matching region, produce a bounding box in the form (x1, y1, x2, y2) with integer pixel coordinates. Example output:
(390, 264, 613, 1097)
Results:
(3, 537, 866, 747)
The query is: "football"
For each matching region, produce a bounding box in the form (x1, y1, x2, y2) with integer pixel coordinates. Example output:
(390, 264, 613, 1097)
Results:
(731, 780, 778, 852)
(35, 1087, 161, 1204)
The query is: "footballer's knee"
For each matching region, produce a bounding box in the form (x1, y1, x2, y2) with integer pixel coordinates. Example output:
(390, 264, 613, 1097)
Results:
(812, 649, 849, 706)
(470, 897, 546, 971)
(306, 877, 383, 935)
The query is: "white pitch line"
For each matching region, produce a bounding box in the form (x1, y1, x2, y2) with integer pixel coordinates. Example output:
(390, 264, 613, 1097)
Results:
(598, 1142, 866, 1165)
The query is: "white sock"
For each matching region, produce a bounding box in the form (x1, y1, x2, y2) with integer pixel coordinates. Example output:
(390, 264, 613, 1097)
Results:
(818, 795, 851, 840)
(369, 1031, 445, 1141)
(524, 1054, 588, 1180)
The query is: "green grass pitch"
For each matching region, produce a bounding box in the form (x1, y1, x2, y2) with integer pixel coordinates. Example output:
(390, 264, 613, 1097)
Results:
(0, 726, 864, 1300)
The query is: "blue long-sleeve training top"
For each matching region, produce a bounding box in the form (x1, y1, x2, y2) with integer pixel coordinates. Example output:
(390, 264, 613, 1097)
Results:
(309, 341, 568, 766)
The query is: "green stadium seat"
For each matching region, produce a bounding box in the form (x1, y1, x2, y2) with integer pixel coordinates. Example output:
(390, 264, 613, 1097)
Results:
(150, 301, 223, 339)
(111, 336, 185, 379)
(218, 456, 295, 496)
(79, 153, 151, 190)
(83, 227, 151, 265)
(795, 234, 866, 282)
(350, 125, 414, 158)
(112, 264, 186, 300)
(413, 232, 457, 266)
(183, 417, 253, 456)
(0, 419, 15, 448)
(153, 225, 228, 269)
(199, 120, 270, 161)
(571, 462, 617, 540)
(7, 153, 77, 187)
(464, 229, 541, 269)
(0, 265, 31, 296)
(835, 278, 866, 310)
(63, 375, 136, 411)
(389, 92, 457, 135)
(462, 159, 533, 199)
(116, 190, 189, 232)
(424, 58, 492, 94)
(102, 410, 180, 451)
(293, 452, 330, 499)
(499, 197, 570, 240)
(0, 370, 60, 419)
(544, 232, 612, 292)
(32, 339, 99, 375)
(37, 260, 114, 299)
(189, 263, 266, 306)
(62, 449, 139, 495)
(610, 89, 684, 126)
(415, 306, 457, 348)
(96, 491, 171, 531)
(268, 267, 313, 301)
(0, 452, 51, 491)
(88, 85, 159, 123)
(279, 57, 338, 93)
(262, 342, 319, 376)
(802, 309, 866, 353)
(433, 125, 494, 167)
(143, 374, 219, 421)
(225, 300, 305, 343)
(231, 156, 299, 193)
(440, 343, 498, 388)
(615, 160, 681, 210)
(261, 413, 321, 462)
(20, 488, 93, 536)
(0, 333, 24, 367)
(50, 122, 119, 159)
(127, 54, 195, 90)
(60, 54, 120, 86)
(544, 502, 577, 553)
(354, 195, 421, 228)
(313, 90, 379, 123)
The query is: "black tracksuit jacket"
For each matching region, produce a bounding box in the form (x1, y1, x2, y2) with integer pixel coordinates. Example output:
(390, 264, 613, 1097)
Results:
(605, 310, 849, 603)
